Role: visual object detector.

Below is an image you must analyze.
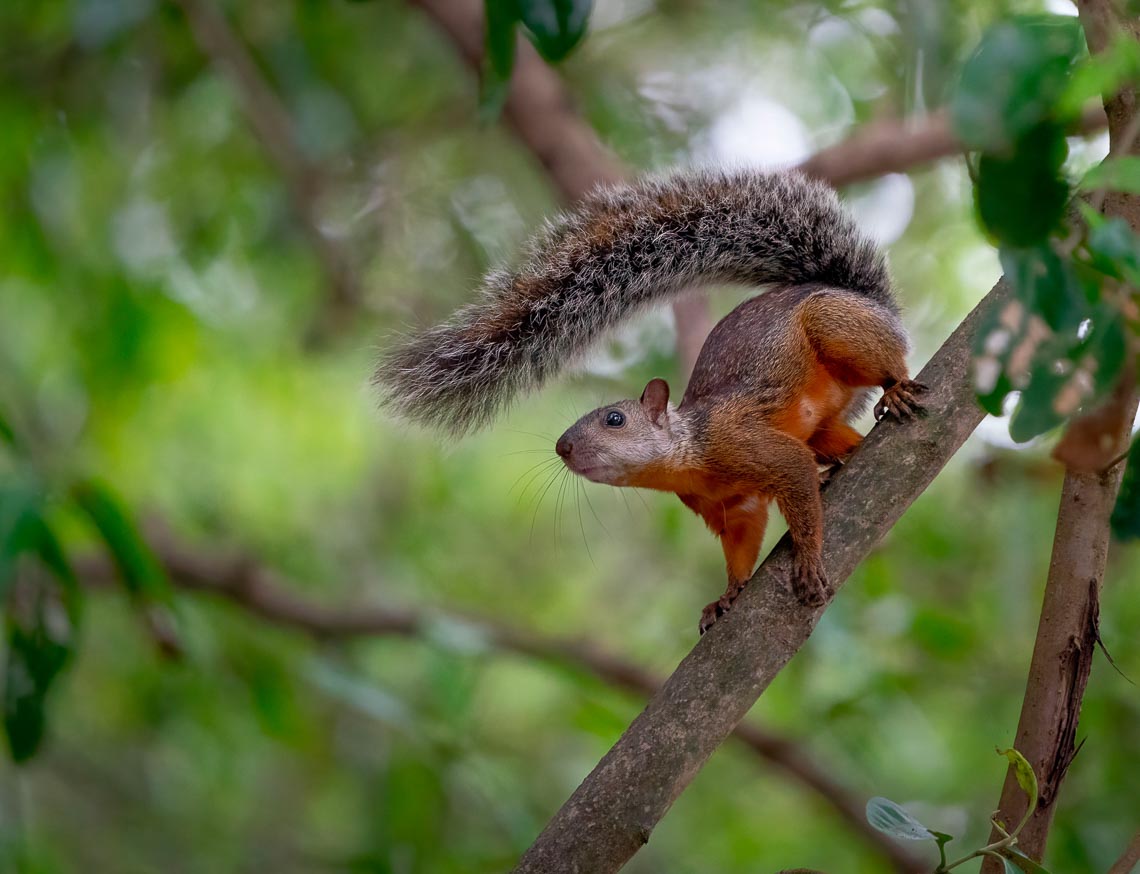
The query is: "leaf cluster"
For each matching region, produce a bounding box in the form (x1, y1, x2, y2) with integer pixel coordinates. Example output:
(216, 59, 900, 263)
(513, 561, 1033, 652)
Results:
(952, 15, 1140, 532)
(0, 407, 172, 762)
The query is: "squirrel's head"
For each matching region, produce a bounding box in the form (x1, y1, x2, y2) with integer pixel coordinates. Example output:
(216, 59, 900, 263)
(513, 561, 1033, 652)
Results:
(555, 378, 686, 487)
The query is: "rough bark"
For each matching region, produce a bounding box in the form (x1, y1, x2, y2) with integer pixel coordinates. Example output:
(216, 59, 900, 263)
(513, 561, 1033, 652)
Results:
(510, 278, 1009, 873)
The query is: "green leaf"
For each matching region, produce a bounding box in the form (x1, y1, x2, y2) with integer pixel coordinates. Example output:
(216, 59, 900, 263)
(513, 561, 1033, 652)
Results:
(975, 124, 1070, 247)
(485, 0, 518, 79)
(517, 0, 592, 63)
(951, 15, 1084, 152)
(971, 258, 1085, 419)
(1081, 156, 1140, 196)
(71, 479, 170, 603)
(998, 747, 1040, 809)
(972, 291, 1026, 416)
(1000, 246, 1088, 332)
(1006, 308, 1125, 443)
(4, 579, 76, 763)
(1002, 848, 1053, 873)
(1007, 344, 1069, 442)
(1059, 33, 1140, 116)
(0, 483, 45, 600)
(480, 0, 519, 119)
(1111, 436, 1140, 539)
(0, 409, 15, 449)
(865, 797, 939, 841)
(1083, 215, 1140, 286)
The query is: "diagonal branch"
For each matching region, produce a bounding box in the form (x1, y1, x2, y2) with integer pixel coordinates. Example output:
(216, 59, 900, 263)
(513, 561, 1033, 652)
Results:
(978, 5, 1140, 870)
(75, 535, 926, 873)
(171, 0, 359, 321)
(510, 277, 1010, 873)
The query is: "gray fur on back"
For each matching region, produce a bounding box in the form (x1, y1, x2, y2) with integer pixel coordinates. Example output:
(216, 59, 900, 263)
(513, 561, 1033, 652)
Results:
(376, 167, 894, 435)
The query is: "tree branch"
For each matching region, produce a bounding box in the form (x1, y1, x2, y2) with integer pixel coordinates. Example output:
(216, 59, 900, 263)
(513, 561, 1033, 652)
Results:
(795, 105, 1107, 189)
(1109, 828, 1140, 874)
(75, 535, 927, 874)
(509, 275, 1009, 872)
(171, 0, 359, 324)
(979, 5, 1140, 869)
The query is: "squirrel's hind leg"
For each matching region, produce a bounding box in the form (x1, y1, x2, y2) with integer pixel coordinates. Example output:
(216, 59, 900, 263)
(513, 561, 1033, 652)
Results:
(797, 291, 926, 420)
(699, 500, 769, 635)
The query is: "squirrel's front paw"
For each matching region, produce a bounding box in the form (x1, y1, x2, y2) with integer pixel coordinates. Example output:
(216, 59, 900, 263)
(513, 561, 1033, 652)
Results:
(791, 553, 830, 607)
(874, 379, 928, 421)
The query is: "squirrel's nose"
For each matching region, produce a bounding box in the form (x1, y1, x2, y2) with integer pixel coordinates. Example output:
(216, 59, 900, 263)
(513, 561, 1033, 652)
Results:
(555, 435, 573, 458)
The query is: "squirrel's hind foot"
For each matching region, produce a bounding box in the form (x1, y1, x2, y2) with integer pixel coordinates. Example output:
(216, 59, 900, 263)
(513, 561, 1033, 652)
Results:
(698, 577, 749, 635)
(698, 597, 731, 635)
(791, 552, 831, 607)
(874, 380, 928, 421)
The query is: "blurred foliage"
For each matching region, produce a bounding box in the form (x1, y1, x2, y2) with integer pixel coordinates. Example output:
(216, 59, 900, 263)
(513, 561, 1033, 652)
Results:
(955, 13, 1140, 508)
(1, 0, 1139, 873)
(481, 0, 593, 116)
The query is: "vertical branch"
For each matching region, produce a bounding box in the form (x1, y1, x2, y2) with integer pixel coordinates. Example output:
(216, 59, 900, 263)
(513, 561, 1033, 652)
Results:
(407, 0, 711, 376)
(172, 0, 359, 321)
(979, 5, 1140, 870)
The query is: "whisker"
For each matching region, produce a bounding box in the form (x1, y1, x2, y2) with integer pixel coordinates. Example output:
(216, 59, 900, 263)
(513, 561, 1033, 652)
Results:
(580, 481, 609, 539)
(517, 461, 564, 507)
(505, 427, 557, 442)
(618, 488, 634, 518)
(554, 468, 572, 549)
(530, 465, 563, 544)
(575, 480, 596, 568)
(633, 488, 652, 513)
(510, 457, 562, 501)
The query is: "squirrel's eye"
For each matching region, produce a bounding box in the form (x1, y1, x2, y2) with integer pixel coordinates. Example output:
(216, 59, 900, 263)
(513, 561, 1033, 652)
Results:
(604, 411, 625, 428)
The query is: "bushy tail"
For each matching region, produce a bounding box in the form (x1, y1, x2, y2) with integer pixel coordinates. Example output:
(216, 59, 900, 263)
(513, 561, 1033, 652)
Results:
(376, 168, 893, 435)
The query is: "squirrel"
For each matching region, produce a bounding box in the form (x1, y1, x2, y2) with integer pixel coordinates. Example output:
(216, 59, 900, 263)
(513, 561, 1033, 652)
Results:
(377, 168, 925, 634)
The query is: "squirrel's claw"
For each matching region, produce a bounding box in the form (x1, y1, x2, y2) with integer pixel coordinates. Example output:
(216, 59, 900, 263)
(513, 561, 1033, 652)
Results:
(698, 595, 734, 635)
(791, 552, 830, 607)
(874, 380, 928, 421)
(698, 576, 750, 635)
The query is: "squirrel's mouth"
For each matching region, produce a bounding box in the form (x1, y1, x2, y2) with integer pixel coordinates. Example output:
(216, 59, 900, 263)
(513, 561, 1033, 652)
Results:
(562, 459, 617, 484)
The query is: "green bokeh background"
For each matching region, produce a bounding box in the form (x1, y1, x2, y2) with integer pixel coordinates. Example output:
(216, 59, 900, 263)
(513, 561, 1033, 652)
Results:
(1, 1, 1137, 872)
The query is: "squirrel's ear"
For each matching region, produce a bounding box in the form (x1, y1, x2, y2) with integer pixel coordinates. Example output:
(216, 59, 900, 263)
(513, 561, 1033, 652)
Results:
(640, 378, 670, 426)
